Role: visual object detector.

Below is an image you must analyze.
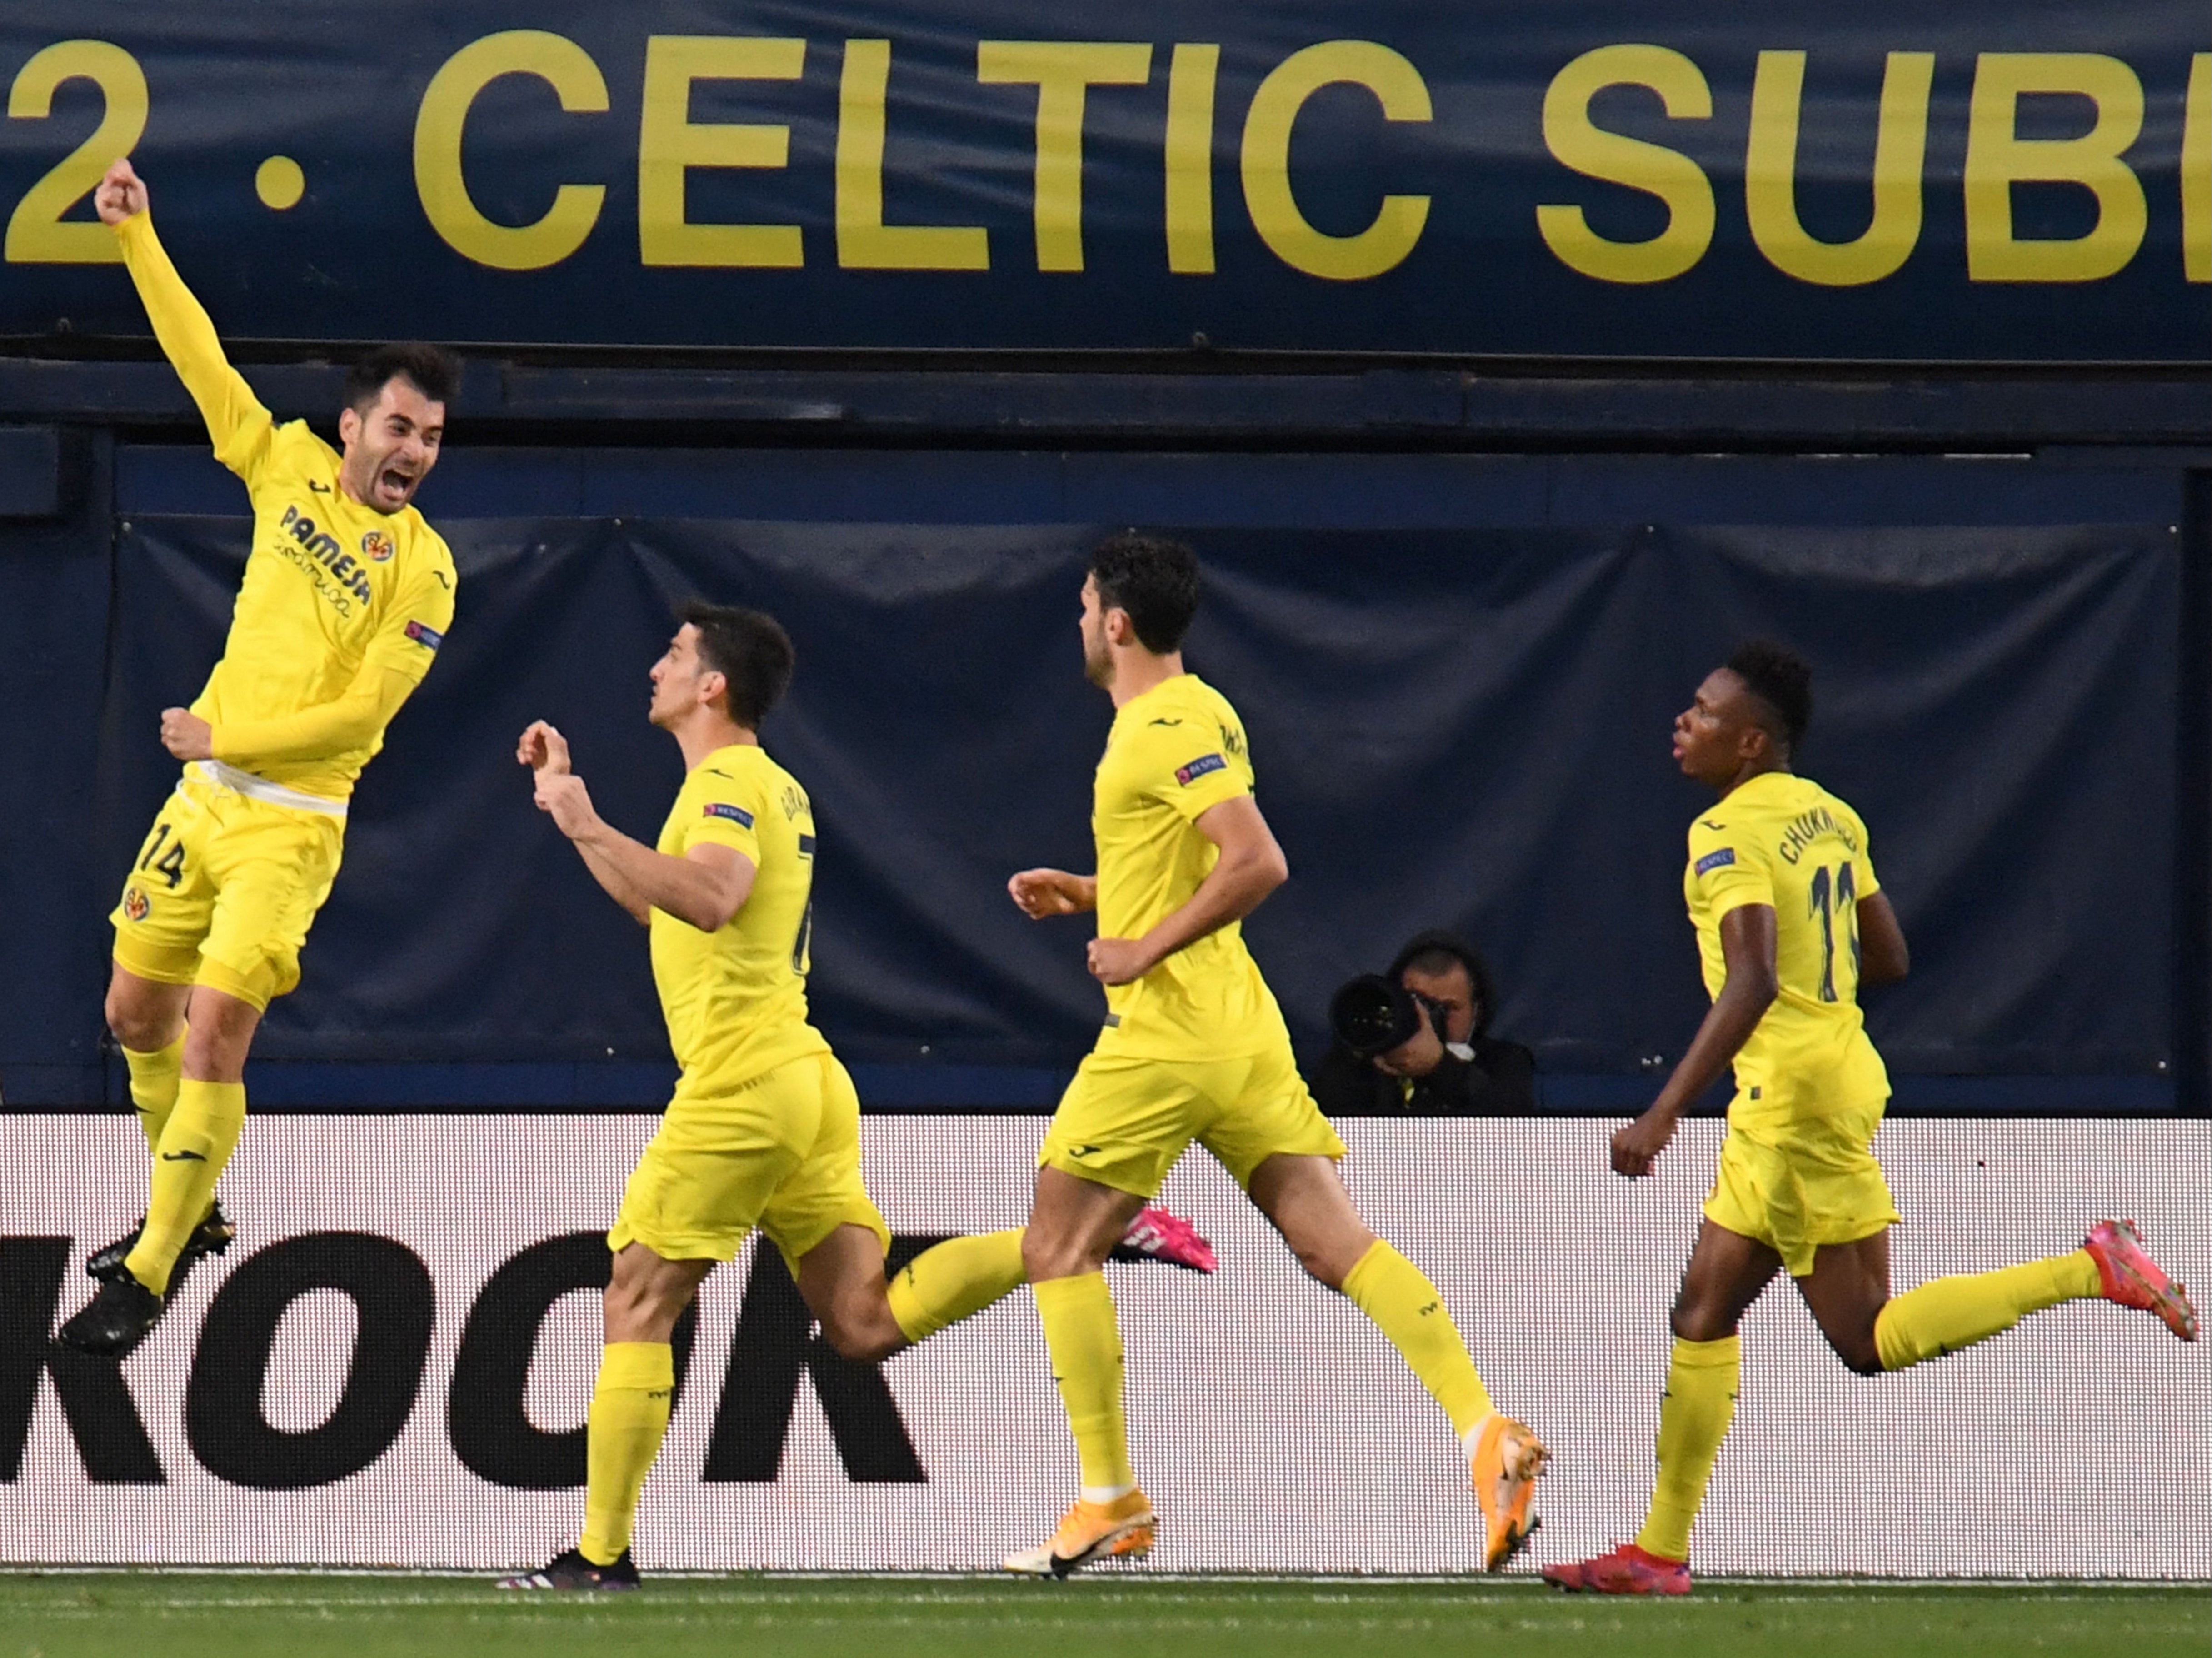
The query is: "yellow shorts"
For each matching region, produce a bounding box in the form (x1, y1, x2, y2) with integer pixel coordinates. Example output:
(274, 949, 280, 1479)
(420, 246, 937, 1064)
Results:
(1039, 1043, 1348, 1200)
(609, 1050, 891, 1274)
(1703, 1096, 1902, 1278)
(109, 773, 345, 1012)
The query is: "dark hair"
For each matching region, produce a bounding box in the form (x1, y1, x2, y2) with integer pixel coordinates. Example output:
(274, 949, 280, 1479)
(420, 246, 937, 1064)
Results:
(1089, 531, 1200, 654)
(678, 600, 795, 729)
(345, 343, 462, 415)
(1725, 640, 1813, 755)
(1387, 930, 1499, 1037)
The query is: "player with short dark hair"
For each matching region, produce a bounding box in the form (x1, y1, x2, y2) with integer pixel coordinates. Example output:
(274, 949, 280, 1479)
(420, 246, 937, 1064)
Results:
(1001, 534, 1548, 1578)
(1544, 644, 2198, 1597)
(60, 159, 460, 1356)
(498, 605, 1213, 1591)
(340, 342, 462, 419)
(676, 599, 794, 729)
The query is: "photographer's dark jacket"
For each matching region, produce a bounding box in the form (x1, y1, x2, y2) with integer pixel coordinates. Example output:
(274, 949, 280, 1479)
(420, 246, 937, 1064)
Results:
(1309, 1034, 1537, 1117)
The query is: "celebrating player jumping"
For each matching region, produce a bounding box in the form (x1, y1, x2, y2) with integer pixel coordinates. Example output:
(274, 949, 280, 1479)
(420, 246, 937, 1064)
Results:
(499, 603, 1213, 1591)
(1544, 643, 2200, 1597)
(59, 160, 460, 1357)
(1001, 534, 1548, 1577)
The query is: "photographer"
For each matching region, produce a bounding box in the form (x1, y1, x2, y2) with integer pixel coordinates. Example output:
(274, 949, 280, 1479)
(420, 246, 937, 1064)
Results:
(1311, 931, 1537, 1117)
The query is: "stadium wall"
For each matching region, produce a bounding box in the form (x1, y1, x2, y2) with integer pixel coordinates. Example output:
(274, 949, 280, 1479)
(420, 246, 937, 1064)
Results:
(2, 1113, 2207, 1577)
(1, 442, 2203, 1113)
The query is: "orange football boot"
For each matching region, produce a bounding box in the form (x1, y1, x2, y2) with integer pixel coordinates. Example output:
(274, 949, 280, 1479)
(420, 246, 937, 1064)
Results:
(1002, 1490, 1156, 1577)
(1468, 1413, 1549, 1569)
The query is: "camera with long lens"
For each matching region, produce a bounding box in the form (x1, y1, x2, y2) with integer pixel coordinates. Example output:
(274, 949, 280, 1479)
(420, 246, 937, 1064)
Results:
(1329, 973, 1449, 1060)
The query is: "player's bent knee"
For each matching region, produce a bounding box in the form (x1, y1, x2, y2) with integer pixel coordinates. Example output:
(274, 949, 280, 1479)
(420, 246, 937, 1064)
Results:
(1021, 1227, 1102, 1284)
(1826, 1328, 1886, 1376)
(105, 978, 181, 1053)
(1295, 1241, 1353, 1292)
(818, 1308, 900, 1365)
(1669, 1299, 1738, 1343)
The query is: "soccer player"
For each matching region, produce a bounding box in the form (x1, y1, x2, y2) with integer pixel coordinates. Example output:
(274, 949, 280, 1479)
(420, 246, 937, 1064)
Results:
(58, 160, 460, 1356)
(499, 604, 1212, 1591)
(1000, 533, 1548, 1578)
(1544, 643, 2199, 1597)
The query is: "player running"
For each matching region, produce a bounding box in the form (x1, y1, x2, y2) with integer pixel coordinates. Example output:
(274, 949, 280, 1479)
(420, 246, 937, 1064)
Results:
(498, 603, 1213, 1592)
(59, 160, 460, 1356)
(1001, 534, 1547, 1578)
(1544, 643, 2199, 1598)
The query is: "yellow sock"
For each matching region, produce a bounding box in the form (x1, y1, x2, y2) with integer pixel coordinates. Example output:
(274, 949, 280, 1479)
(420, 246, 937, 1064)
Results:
(1034, 1272, 1135, 1493)
(887, 1228, 1027, 1343)
(123, 1032, 186, 1155)
(123, 1077, 243, 1296)
(579, 1341, 675, 1565)
(1342, 1240, 1494, 1437)
(1637, 1334, 1740, 1562)
(1873, 1251, 2102, 1372)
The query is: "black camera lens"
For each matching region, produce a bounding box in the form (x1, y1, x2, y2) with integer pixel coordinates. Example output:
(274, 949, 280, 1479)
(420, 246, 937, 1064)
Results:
(1330, 973, 1419, 1058)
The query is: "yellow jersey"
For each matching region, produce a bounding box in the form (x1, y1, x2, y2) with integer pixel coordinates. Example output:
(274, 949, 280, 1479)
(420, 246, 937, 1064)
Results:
(651, 743, 831, 1096)
(117, 211, 456, 805)
(1090, 674, 1288, 1061)
(1683, 771, 1890, 1126)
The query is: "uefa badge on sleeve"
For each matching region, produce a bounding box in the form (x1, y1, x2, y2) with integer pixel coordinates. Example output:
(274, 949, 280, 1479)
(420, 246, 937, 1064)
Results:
(361, 530, 395, 563)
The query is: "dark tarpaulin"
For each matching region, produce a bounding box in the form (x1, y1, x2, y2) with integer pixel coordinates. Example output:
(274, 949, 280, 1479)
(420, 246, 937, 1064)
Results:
(90, 515, 2175, 1082)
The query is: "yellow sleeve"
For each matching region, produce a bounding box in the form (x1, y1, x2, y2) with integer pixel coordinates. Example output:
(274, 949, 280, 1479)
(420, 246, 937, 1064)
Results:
(114, 211, 274, 484)
(1686, 814, 1774, 920)
(209, 559, 455, 767)
(1133, 723, 1251, 824)
(676, 766, 766, 864)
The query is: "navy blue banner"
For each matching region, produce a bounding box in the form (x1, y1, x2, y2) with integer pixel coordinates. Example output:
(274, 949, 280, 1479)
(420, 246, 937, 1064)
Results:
(0, 3, 2206, 360)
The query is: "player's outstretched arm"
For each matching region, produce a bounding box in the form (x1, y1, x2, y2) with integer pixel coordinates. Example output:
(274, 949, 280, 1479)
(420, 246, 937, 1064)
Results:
(1086, 794, 1287, 986)
(95, 158, 274, 480)
(520, 722, 754, 930)
(1612, 903, 1778, 1178)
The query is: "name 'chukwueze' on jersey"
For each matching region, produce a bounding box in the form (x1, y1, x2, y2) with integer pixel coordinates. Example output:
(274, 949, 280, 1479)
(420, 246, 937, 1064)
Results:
(118, 213, 457, 805)
(1091, 674, 1289, 1061)
(652, 745, 831, 1095)
(1683, 771, 1891, 1126)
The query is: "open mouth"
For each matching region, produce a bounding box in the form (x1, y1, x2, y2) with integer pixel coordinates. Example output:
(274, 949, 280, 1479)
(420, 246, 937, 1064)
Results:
(379, 467, 415, 501)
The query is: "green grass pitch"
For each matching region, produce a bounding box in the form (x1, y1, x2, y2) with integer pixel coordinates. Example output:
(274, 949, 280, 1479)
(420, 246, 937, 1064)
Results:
(1, 1573, 2206, 1658)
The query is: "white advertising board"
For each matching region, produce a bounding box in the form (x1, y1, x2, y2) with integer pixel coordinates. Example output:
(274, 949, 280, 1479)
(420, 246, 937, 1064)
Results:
(0, 1113, 2205, 1576)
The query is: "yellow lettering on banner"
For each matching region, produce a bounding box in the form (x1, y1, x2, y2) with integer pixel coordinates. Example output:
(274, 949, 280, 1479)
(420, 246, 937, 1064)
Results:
(1964, 53, 2145, 283)
(5, 40, 148, 264)
(639, 36, 806, 268)
(1747, 51, 1932, 287)
(414, 31, 607, 271)
(2185, 54, 2209, 283)
(1239, 41, 1431, 281)
(836, 40, 989, 270)
(977, 42, 1152, 273)
(1537, 45, 1713, 284)
(1166, 44, 1220, 274)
